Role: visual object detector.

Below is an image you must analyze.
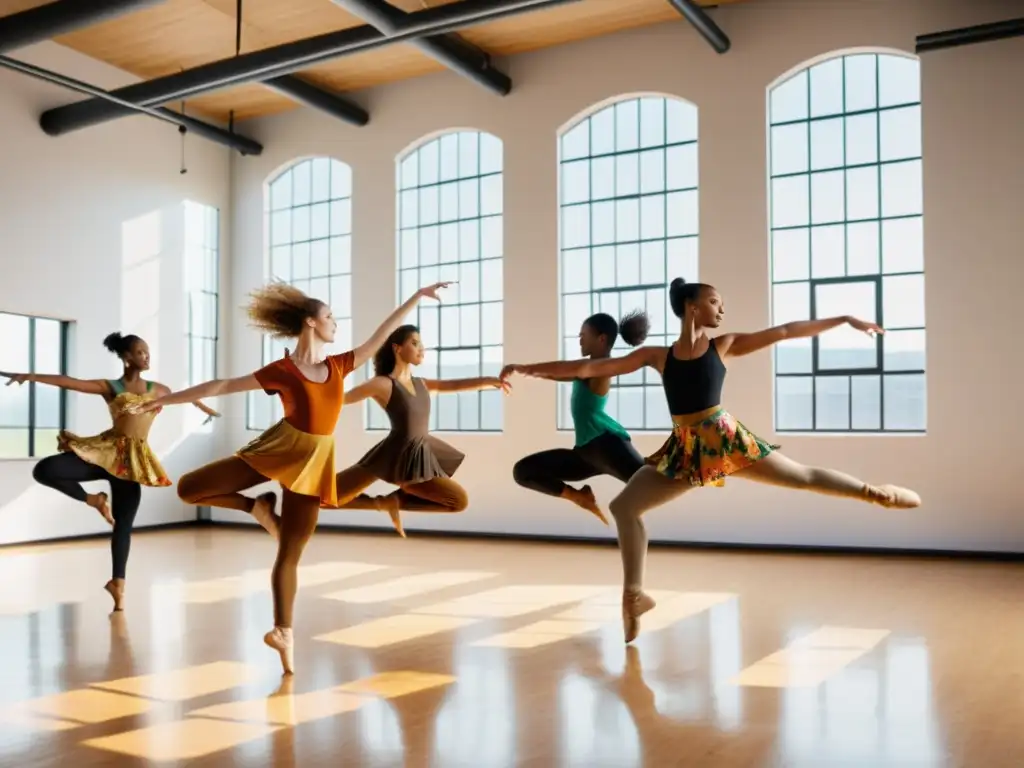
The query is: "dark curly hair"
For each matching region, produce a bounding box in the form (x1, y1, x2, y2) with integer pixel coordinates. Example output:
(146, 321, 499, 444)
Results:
(102, 332, 143, 358)
(583, 309, 650, 349)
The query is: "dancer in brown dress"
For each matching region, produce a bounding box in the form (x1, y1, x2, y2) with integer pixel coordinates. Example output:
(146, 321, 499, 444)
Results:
(333, 324, 510, 536)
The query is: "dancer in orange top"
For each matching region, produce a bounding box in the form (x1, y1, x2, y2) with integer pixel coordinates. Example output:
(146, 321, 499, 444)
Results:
(131, 280, 449, 674)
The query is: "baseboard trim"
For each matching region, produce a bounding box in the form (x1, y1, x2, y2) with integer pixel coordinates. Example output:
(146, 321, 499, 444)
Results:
(203, 520, 1024, 562)
(0, 519, 212, 550)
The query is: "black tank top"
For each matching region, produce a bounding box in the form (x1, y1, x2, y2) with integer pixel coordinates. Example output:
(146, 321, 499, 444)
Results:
(662, 338, 727, 415)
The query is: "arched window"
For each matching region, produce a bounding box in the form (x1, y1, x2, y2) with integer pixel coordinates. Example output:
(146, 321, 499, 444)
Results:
(375, 130, 504, 433)
(558, 95, 698, 432)
(247, 157, 353, 430)
(768, 53, 925, 433)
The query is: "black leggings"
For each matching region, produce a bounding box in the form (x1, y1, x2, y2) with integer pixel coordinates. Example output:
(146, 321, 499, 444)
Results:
(513, 432, 645, 496)
(32, 452, 142, 580)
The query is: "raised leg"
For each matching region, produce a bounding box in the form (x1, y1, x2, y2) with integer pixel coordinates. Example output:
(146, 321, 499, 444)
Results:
(392, 477, 469, 512)
(32, 452, 113, 524)
(736, 451, 921, 508)
(177, 456, 280, 537)
(266, 488, 321, 675)
(332, 464, 406, 536)
(512, 447, 606, 524)
(607, 465, 696, 643)
(106, 477, 142, 611)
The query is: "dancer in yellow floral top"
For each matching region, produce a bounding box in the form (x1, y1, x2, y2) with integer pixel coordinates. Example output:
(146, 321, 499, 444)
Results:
(2, 332, 219, 611)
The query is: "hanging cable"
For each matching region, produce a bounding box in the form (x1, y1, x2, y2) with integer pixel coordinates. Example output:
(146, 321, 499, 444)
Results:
(179, 98, 188, 174)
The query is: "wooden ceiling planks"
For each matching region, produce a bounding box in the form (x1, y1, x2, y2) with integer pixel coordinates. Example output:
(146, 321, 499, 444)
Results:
(1, 0, 747, 122)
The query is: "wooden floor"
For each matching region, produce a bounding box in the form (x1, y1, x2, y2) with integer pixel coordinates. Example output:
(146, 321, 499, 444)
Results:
(1, 528, 1022, 767)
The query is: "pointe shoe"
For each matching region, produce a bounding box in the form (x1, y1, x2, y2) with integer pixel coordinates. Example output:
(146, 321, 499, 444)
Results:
(622, 590, 656, 644)
(873, 484, 922, 509)
(104, 579, 125, 612)
(251, 492, 280, 540)
(377, 495, 406, 539)
(264, 627, 295, 675)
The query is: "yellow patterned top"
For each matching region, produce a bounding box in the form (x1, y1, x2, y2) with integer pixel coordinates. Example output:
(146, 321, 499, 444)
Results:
(57, 383, 171, 487)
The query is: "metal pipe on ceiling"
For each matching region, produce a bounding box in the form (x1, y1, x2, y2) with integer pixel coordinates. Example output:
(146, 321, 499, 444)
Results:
(0, 0, 167, 52)
(263, 75, 368, 125)
(332, 0, 510, 95)
(0, 54, 263, 155)
(665, 0, 730, 54)
(916, 17, 1024, 54)
(39, 0, 579, 137)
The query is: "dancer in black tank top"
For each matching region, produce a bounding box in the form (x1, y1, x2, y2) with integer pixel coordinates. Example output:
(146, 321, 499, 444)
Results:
(502, 277, 921, 644)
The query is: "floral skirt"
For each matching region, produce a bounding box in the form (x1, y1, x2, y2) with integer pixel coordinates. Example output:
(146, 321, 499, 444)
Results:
(646, 406, 779, 487)
(236, 418, 338, 506)
(58, 429, 171, 487)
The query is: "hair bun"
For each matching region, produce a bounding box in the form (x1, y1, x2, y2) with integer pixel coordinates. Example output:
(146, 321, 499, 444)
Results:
(103, 332, 124, 354)
(670, 277, 687, 288)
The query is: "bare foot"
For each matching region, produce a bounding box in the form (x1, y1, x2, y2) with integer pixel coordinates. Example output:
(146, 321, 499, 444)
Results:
(622, 590, 656, 644)
(104, 579, 125, 611)
(376, 494, 406, 538)
(264, 627, 294, 675)
(869, 484, 921, 509)
(565, 485, 609, 526)
(251, 492, 280, 539)
(87, 493, 114, 526)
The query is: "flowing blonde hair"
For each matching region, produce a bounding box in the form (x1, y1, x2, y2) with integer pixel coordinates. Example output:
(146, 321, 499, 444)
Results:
(245, 281, 326, 338)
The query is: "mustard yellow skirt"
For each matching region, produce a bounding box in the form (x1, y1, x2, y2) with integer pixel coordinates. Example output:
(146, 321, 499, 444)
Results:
(646, 405, 779, 487)
(58, 430, 171, 487)
(236, 418, 338, 506)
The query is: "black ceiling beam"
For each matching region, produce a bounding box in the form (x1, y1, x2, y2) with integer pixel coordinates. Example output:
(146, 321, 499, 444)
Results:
(263, 75, 368, 125)
(332, 0, 510, 95)
(0, 0, 166, 52)
(666, 0, 730, 54)
(916, 17, 1024, 54)
(0, 54, 262, 154)
(39, 0, 575, 136)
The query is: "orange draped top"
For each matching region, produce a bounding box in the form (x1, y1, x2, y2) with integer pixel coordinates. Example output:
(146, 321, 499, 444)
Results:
(253, 351, 355, 435)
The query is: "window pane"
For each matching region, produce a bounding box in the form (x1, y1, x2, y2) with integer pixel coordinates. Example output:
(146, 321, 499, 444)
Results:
(847, 221, 880, 276)
(772, 175, 809, 228)
(771, 70, 808, 124)
(883, 274, 925, 330)
(777, 376, 813, 430)
(846, 166, 879, 221)
(845, 113, 878, 166)
(851, 375, 881, 429)
(815, 281, 878, 370)
(879, 106, 922, 162)
(878, 55, 920, 108)
(771, 123, 809, 176)
(844, 54, 877, 112)
(810, 58, 843, 117)
(881, 217, 924, 274)
(884, 374, 926, 430)
(559, 97, 698, 430)
(815, 375, 850, 430)
(810, 171, 844, 224)
(810, 118, 843, 171)
(880, 160, 923, 217)
(811, 224, 844, 279)
(772, 228, 810, 282)
(884, 329, 926, 371)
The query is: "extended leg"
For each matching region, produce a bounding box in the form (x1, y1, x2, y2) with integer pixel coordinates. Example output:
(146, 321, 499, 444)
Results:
(736, 452, 921, 508)
(332, 464, 406, 536)
(105, 478, 142, 611)
(177, 456, 280, 538)
(608, 465, 695, 643)
(32, 452, 113, 524)
(512, 447, 607, 524)
(265, 488, 321, 675)
(392, 477, 469, 512)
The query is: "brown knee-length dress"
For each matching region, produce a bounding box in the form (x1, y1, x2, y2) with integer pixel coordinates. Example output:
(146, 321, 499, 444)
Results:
(357, 376, 464, 484)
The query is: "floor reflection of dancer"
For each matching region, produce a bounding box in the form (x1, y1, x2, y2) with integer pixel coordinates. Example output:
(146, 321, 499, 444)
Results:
(502, 278, 921, 643)
(507, 311, 650, 525)
(128, 281, 448, 674)
(2, 332, 219, 611)
(333, 324, 510, 537)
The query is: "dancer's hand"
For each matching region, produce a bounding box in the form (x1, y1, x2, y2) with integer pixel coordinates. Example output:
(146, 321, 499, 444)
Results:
(847, 317, 884, 337)
(487, 377, 512, 395)
(202, 411, 221, 425)
(417, 282, 453, 301)
(499, 364, 528, 381)
(1, 372, 28, 386)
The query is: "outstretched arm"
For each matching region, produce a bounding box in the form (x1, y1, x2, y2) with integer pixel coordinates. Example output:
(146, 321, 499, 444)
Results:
(423, 376, 510, 394)
(344, 377, 390, 407)
(139, 374, 262, 412)
(152, 383, 221, 420)
(718, 315, 882, 358)
(351, 282, 451, 370)
(502, 347, 658, 382)
(1, 372, 109, 396)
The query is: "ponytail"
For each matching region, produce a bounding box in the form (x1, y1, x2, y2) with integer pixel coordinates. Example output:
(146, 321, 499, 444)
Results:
(373, 325, 419, 377)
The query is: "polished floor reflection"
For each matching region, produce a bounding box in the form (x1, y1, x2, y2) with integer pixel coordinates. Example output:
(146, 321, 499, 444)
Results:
(1, 528, 1022, 766)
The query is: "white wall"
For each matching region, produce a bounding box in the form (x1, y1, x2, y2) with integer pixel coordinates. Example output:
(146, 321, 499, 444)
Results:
(0, 42, 232, 545)
(222, 0, 1024, 552)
